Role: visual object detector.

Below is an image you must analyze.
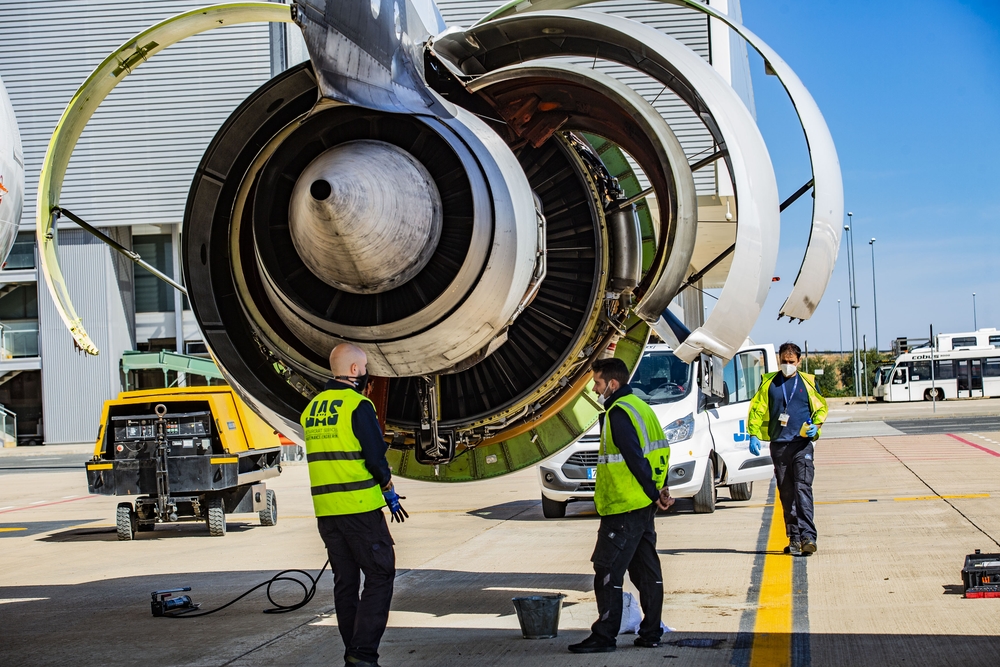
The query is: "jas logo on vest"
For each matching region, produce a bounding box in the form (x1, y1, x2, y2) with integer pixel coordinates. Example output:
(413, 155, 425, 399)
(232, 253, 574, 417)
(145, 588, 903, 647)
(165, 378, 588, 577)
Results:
(304, 399, 344, 428)
(733, 419, 747, 442)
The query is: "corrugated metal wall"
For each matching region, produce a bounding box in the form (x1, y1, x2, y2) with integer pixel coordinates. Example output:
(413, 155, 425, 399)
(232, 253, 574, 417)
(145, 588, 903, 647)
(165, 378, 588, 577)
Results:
(38, 230, 133, 444)
(435, 0, 719, 194)
(0, 0, 273, 228)
(0, 0, 274, 442)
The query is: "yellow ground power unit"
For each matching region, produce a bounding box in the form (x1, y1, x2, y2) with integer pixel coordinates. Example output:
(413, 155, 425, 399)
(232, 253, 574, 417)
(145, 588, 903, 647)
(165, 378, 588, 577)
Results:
(85, 386, 282, 540)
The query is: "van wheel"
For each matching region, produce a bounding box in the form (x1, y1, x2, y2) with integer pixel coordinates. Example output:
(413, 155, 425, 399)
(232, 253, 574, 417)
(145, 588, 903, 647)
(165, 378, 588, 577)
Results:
(924, 388, 944, 401)
(541, 495, 567, 519)
(729, 482, 752, 501)
(692, 460, 717, 514)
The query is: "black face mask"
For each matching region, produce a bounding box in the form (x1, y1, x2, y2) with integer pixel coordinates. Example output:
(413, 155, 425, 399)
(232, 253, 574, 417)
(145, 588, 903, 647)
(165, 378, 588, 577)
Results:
(336, 373, 370, 393)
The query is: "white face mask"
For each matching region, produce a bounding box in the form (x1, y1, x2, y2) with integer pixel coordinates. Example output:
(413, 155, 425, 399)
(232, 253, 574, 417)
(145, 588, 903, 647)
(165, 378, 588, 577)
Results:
(595, 381, 617, 406)
(780, 363, 798, 378)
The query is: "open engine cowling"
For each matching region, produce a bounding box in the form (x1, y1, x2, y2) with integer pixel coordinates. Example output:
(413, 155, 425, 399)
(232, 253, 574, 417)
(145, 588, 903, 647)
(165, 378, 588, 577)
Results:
(36, 1, 842, 481)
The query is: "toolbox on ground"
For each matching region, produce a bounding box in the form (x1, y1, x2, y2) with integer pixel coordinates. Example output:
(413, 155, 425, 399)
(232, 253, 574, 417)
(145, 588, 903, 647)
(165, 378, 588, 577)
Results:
(962, 550, 1000, 598)
(86, 386, 282, 540)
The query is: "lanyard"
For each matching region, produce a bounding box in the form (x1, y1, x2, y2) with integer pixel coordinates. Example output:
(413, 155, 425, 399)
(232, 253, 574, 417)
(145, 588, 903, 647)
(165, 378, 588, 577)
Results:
(781, 374, 799, 411)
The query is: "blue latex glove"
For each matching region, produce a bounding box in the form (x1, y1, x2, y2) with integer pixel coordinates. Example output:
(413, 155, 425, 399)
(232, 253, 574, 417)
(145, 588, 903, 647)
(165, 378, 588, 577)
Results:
(383, 488, 409, 523)
(806, 424, 819, 438)
(748, 436, 761, 456)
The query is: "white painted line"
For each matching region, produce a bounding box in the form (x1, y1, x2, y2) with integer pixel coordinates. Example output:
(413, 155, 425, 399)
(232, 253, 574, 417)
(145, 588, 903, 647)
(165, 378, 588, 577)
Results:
(0, 506, 14, 511)
(29, 500, 47, 505)
(62, 495, 77, 499)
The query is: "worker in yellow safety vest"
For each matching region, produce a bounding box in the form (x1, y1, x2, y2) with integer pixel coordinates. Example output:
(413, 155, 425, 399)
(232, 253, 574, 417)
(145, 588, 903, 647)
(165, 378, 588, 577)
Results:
(747, 341, 828, 556)
(568, 357, 674, 655)
(302, 343, 407, 667)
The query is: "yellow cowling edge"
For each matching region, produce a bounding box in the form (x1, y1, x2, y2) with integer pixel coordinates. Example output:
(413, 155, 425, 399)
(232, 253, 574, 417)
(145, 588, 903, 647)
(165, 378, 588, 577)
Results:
(92, 386, 281, 457)
(37, 3, 294, 355)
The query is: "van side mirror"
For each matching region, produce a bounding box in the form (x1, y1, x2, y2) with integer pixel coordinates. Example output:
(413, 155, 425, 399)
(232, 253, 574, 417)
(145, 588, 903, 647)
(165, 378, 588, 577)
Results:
(702, 391, 728, 410)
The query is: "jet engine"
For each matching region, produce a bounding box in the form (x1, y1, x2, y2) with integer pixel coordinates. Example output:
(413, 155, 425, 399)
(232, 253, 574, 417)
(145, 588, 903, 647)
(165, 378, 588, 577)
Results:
(36, 1, 842, 481)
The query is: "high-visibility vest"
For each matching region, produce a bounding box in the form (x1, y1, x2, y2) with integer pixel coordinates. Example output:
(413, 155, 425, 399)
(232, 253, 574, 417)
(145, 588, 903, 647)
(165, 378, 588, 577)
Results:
(747, 372, 828, 441)
(595, 393, 669, 516)
(301, 388, 386, 517)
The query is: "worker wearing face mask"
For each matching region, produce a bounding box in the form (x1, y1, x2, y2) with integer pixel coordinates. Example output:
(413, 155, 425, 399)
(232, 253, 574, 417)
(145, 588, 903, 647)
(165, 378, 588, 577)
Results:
(569, 357, 674, 655)
(746, 342, 828, 556)
(302, 343, 407, 667)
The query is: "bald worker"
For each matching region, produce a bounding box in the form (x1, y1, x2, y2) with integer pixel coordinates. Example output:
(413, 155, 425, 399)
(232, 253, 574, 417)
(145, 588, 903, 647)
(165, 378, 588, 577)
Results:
(302, 343, 406, 667)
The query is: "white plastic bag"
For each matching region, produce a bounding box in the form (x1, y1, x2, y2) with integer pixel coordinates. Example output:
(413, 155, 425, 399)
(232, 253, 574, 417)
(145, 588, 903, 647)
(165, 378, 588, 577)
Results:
(618, 591, 674, 635)
(619, 592, 643, 634)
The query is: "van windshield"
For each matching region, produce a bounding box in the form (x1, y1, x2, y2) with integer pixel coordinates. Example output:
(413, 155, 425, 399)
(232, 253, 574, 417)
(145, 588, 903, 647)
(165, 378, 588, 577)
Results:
(629, 350, 692, 405)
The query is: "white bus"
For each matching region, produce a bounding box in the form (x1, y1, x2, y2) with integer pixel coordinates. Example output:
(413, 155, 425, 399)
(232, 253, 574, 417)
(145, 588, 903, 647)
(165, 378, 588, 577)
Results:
(874, 329, 1000, 401)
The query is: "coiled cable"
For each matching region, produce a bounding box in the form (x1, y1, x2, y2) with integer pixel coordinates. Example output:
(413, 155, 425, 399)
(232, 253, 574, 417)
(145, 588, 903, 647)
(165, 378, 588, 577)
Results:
(163, 560, 330, 617)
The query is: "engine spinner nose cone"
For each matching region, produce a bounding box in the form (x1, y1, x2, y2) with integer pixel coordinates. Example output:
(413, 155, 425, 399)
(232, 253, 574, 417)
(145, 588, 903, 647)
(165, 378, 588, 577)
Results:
(288, 139, 443, 295)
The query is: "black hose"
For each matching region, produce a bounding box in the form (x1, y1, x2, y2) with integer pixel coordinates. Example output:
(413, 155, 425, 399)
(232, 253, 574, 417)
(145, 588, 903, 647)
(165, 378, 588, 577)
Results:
(163, 560, 330, 617)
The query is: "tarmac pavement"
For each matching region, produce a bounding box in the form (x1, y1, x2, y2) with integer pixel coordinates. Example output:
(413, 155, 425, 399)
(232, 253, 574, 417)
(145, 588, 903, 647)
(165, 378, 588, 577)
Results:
(3, 405, 1000, 666)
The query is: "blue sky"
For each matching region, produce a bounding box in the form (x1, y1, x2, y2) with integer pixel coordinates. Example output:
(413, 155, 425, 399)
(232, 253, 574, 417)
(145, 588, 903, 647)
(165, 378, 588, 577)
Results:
(729, 0, 1000, 352)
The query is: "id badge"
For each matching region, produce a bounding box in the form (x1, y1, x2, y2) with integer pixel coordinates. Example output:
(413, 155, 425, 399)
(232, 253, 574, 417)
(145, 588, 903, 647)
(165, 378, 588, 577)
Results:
(778, 413, 790, 426)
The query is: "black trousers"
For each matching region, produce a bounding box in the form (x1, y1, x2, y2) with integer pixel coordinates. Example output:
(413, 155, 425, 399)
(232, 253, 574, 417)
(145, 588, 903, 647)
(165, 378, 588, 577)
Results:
(317, 509, 396, 664)
(770, 438, 817, 542)
(590, 503, 663, 643)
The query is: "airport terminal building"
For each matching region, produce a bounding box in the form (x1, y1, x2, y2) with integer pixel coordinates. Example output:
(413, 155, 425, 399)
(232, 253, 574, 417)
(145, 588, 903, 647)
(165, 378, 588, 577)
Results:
(0, 0, 753, 445)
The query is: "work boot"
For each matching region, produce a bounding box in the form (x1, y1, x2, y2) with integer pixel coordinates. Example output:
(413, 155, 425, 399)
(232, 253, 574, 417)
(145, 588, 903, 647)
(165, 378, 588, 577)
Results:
(344, 657, 379, 667)
(634, 636, 661, 648)
(783, 539, 801, 555)
(801, 539, 818, 555)
(568, 635, 616, 653)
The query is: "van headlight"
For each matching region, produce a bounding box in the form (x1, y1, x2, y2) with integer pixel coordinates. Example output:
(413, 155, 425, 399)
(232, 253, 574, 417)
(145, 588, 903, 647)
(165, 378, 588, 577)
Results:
(663, 413, 695, 444)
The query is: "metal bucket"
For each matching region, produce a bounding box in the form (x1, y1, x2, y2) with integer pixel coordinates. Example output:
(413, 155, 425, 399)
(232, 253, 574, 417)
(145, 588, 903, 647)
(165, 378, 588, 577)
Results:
(511, 594, 565, 639)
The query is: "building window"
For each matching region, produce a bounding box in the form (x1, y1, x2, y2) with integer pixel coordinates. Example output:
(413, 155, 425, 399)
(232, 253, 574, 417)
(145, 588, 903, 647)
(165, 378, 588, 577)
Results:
(134, 234, 175, 312)
(3, 232, 36, 270)
(0, 285, 39, 358)
(0, 284, 38, 320)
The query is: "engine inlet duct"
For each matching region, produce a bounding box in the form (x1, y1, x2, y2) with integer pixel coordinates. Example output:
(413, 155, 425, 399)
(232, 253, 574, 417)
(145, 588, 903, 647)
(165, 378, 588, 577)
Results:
(37, 1, 841, 481)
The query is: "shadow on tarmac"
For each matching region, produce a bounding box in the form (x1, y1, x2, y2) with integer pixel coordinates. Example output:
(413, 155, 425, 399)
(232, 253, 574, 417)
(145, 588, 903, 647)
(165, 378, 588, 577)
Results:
(467, 497, 752, 521)
(39, 520, 261, 542)
(4, 568, 1000, 666)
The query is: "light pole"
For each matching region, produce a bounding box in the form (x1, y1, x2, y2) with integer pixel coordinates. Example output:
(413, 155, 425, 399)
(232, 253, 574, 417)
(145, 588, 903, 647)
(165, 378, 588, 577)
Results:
(838, 299, 844, 353)
(973, 292, 978, 330)
(870, 238, 879, 352)
(845, 213, 860, 396)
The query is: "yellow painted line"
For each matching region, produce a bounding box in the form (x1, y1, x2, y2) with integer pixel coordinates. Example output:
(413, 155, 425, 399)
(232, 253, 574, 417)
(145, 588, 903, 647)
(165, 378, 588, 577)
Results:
(86, 463, 113, 470)
(764, 493, 992, 507)
(749, 497, 793, 667)
(893, 493, 989, 502)
(210, 457, 238, 464)
(0, 527, 28, 532)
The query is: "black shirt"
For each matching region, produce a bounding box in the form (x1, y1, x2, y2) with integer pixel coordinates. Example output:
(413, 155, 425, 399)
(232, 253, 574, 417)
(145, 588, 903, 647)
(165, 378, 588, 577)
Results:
(600, 384, 661, 503)
(325, 379, 392, 488)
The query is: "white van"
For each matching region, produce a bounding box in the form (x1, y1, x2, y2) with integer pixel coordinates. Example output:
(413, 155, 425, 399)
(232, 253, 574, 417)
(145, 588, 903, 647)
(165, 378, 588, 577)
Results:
(537, 341, 778, 518)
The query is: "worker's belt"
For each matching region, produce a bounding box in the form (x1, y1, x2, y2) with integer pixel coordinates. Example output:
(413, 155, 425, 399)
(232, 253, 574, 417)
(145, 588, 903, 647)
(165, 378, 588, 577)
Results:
(311, 478, 379, 496)
(306, 450, 364, 462)
(598, 439, 670, 465)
